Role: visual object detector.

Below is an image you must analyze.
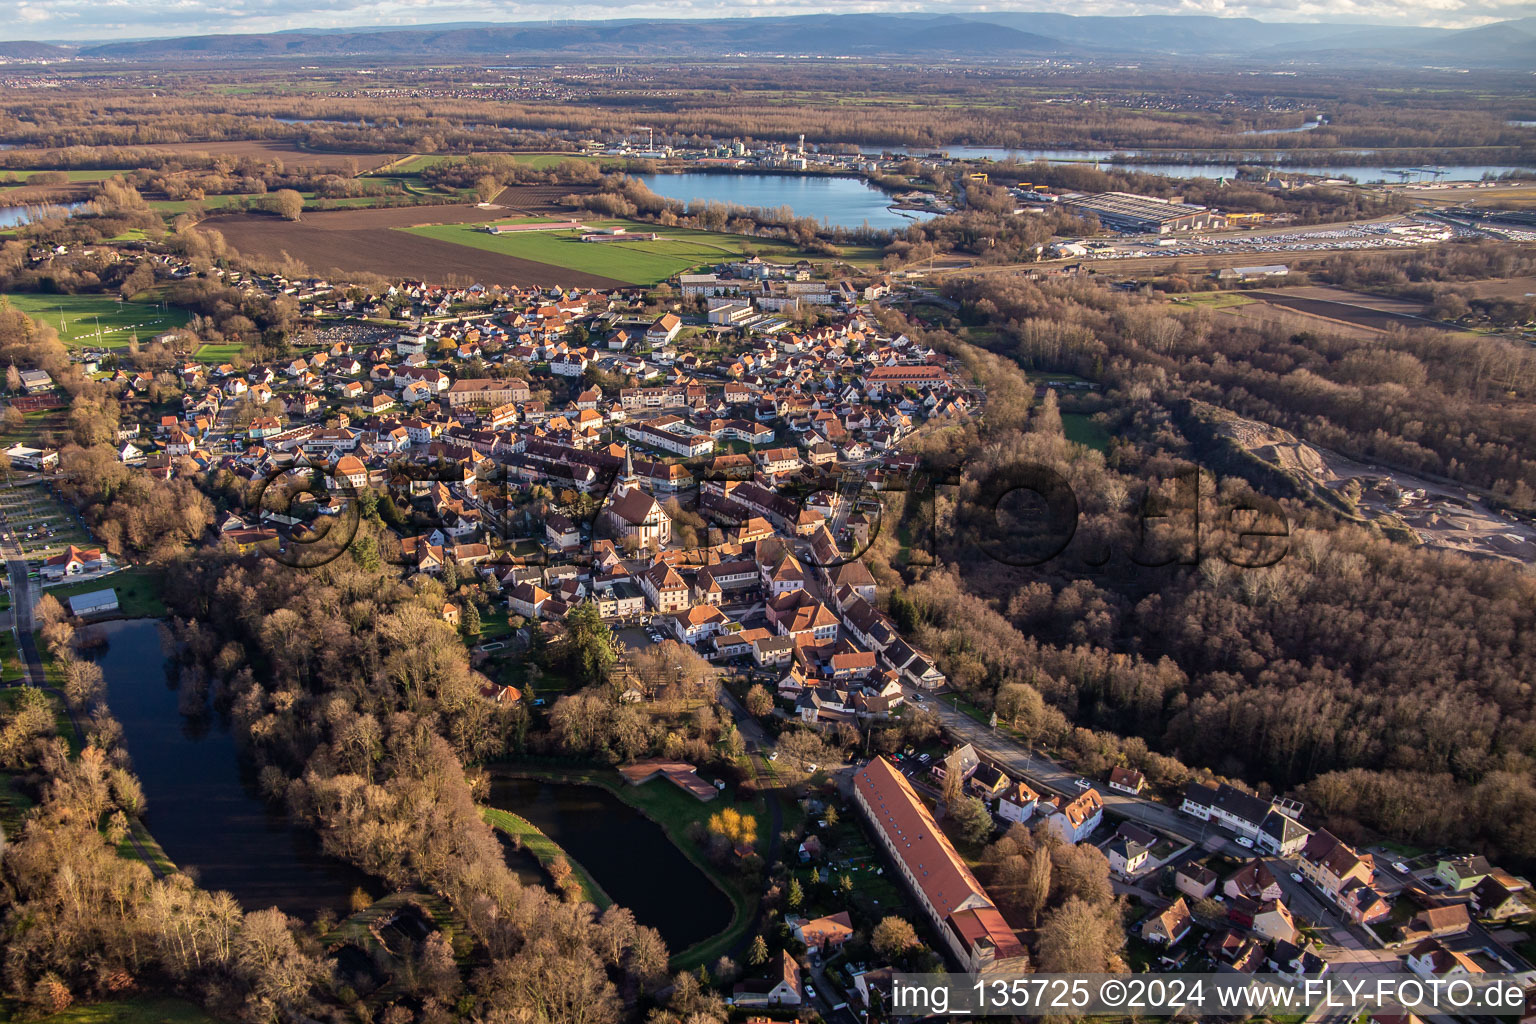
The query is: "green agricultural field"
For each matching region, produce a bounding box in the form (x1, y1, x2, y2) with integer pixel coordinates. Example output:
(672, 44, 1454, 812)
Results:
(506, 152, 601, 169)
(402, 218, 821, 286)
(385, 154, 450, 174)
(2, 292, 190, 349)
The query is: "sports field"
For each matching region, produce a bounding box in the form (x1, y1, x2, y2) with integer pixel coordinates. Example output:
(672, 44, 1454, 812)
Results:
(400, 218, 818, 286)
(2, 292, 190, 349)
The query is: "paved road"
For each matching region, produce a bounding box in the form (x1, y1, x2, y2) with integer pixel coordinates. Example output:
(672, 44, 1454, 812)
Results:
(1, 511, 43, 687)
(916, 688, 1247, 857)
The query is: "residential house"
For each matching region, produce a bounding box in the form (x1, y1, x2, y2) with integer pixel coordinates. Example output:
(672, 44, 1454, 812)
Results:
(1107, 837, 1151, 877)
(793, 912, 854, 953)
(1108, 767, 1146, 795)
(1045, 789, 1104, 845)
(508, 582, 551, 619)
(997, 780, 1039, 825)
(1142, 897, 1193, 946)
(1436, 856, 1492, 892)
(732, 950, 801, 1007)
(1176, 864, 1219, 901)
(1406, 939, 1482, 978)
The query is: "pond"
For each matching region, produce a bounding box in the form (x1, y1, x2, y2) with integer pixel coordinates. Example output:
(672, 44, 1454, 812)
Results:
(638, 172, 934, 231)
(487, 772, 734, 954)
(93, 618, 375, 918)
(0, 202, 86, 228)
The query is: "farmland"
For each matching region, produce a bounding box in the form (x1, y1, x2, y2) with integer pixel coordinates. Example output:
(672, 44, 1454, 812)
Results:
(403, 218, 824, 286)
(212, 203, 628, 288)
(1, 292, 189, 349)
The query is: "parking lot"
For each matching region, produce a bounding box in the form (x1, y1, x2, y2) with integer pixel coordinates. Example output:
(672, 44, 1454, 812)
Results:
(0, 484, 95, 563)
(1077, 217, 1472, 263)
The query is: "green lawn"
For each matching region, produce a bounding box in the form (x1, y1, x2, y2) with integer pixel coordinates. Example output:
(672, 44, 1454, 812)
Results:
(1062, 412, 1112, 452)
(384, 154, 449, 175)
(401, 218, 822, 286)
(46, 565, 166, 619)
(193, 342, 246, 364)
(505, 152, 601, 170)
(1170, 291, 1255, 308)
(481, 806, 613, 908)
(27, 996, 219, 1024)
(2, 292, 189, 349)
(117, 817, 177, 875)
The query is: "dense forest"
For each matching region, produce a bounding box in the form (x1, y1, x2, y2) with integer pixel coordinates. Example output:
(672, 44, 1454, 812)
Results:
(847, 276, 1536, 870)
(946, 248, 1536, 501)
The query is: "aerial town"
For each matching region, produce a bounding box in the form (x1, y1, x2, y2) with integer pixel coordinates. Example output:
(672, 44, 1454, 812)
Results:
(1, 11, 1535, 1024)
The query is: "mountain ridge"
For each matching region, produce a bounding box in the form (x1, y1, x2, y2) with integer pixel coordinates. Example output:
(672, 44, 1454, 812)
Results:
(0, 12, 1527, 67)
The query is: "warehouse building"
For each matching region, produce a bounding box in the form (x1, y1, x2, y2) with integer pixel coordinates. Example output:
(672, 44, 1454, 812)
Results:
(1064, 191, 1227, 234)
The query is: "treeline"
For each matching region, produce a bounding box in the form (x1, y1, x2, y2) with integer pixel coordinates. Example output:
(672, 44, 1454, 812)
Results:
(155, 532, 667, 1023)
(4, 64, 1533, 156)
(877, 283, 1536, 870)
(947, 268, 1536, 501)
(0, 628, 340, 1023)
(1318, 244, 1536, 327)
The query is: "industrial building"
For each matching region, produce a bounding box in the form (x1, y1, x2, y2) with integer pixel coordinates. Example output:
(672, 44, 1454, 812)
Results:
(1064, 191, 1227, 234)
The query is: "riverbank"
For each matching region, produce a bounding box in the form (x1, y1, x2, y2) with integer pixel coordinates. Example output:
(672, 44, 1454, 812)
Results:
(479, 805, 612, 909)
(489, 762, 764, 970)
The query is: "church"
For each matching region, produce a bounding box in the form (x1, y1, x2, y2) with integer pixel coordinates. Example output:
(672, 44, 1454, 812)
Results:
(604, 446, 672, 549)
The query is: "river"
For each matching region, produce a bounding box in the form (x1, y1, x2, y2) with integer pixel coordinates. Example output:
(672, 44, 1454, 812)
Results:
(638, 172, 934, 231)
(866, 146, 1532, 183)
(487, 772, 734, 954)
(93, 618, 376, 918)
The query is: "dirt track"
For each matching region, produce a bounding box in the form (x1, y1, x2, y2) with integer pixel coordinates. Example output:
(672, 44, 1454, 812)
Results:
(208, 200, 626, 289)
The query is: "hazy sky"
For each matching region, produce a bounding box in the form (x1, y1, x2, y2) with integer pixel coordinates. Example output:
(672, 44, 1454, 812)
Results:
(5, 0, 1533, 42)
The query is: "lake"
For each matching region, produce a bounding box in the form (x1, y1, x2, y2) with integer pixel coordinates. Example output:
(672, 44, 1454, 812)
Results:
(94, 618, 375, 918)
(639, 172, 934, 231)
(487, 772, 734, 954)
(866, 146, 1532, 183)
(0, 202, 86, 228)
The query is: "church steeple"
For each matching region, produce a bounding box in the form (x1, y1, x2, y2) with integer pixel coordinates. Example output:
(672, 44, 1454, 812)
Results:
(619, 443, 637, 492)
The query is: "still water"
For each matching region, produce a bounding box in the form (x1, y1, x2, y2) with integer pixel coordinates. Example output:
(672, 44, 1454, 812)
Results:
(0, 202, 86, 228)
(95, 619, 375, 917)
(639, 172, 934, 230)
(487, 772, 734, 953)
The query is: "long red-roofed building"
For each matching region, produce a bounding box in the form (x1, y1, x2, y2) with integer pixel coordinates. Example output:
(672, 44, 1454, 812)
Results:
(852, 756, 1026, 972)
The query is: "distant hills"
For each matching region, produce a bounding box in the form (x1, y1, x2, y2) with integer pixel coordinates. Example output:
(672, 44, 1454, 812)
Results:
(4, 12, 1532, 68)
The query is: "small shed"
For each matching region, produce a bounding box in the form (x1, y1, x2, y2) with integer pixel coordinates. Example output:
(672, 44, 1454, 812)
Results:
(68, 588, 119, 618)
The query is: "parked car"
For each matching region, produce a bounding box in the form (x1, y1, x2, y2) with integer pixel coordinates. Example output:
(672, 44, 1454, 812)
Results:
(1290, 872, 1304, 883)
(1392, 861, 1410, 874)
(1235, 836, 1255, 849)
(1074, 778, 1091, 790)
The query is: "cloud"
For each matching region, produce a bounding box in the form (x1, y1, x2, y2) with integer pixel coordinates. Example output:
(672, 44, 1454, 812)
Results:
(2, 0, 1532, 42)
